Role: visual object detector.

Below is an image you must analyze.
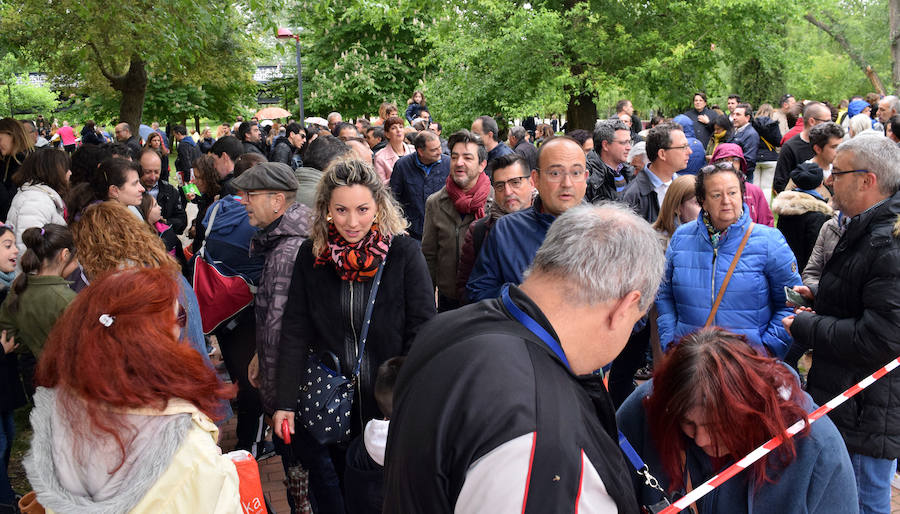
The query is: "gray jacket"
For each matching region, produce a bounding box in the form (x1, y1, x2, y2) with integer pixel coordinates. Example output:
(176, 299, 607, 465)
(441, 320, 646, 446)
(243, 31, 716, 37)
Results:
(251, 202, 312, 412)
(802, 211, 843, 293)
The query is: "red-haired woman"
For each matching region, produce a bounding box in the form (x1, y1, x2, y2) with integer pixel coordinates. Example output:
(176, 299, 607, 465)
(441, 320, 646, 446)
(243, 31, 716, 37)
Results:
(22, 268, 242, 513)
(616, 327, 857, 513)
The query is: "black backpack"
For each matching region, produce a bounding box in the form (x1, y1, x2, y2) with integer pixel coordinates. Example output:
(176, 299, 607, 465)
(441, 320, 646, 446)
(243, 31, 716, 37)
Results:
(751, 116, 782, 151)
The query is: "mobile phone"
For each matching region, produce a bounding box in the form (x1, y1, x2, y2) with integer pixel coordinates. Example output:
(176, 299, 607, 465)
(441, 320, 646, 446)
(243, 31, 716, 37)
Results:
(784, 286, 812, 308)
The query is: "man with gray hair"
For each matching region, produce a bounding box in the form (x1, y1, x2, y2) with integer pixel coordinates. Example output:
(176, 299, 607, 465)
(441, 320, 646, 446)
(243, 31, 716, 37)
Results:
(586, 119, 633, 202)
(472, 115, 513, 177)
(327, 111, 343, 132)
(784, 135, 900, 514)
(508, 125, 537, 171)
(876, 95, 899, 129)
(384, 203, 663, 512)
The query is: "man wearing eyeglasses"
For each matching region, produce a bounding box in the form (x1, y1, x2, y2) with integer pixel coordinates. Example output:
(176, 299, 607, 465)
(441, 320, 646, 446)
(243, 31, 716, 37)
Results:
(622, 122, 691, 224)
(585, 119, 633, 203)
(784, 136, 900, 514)
(774, 102, 832, 194)
(466, 136, 585, 302)
(457, 153, 535, 302)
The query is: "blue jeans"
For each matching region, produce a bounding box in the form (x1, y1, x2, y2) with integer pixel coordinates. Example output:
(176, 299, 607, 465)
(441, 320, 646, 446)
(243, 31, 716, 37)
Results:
(850, 452, 897, 514)
(0, 411, 15, 505)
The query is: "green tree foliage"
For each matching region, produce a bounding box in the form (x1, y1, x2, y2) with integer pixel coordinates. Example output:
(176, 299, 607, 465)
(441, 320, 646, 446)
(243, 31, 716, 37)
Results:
(0, 55, 59, 116)
(0, 0, 260, 129)
(284, 0, 434, 118)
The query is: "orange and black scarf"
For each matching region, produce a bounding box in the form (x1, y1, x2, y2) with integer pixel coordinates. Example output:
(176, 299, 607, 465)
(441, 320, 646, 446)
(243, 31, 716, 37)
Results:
(315, 223, 391, 282)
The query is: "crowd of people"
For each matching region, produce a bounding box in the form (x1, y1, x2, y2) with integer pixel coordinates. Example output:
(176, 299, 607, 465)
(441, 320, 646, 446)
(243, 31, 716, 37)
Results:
(0, 86, 898, 514)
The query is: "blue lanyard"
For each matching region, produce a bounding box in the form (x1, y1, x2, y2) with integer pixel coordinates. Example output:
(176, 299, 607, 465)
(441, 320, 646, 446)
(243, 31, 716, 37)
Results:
(500, 284, 571, 371)
(501, 284, 662, 489)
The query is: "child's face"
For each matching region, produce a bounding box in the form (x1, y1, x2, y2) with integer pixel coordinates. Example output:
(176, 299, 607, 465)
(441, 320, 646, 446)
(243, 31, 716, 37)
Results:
(148, 198, 162, 225)
(0, 231, 17, 273)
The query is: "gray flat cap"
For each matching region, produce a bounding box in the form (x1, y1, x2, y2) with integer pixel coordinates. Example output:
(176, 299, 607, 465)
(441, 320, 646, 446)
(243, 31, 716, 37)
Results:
(231, 162, 299, 191)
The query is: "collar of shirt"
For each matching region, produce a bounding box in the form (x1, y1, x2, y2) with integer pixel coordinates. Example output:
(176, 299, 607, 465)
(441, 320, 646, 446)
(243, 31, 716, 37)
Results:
(148, 182, 160, 199)
(644, 167, 676, 207)
(415, 153, 440, 175)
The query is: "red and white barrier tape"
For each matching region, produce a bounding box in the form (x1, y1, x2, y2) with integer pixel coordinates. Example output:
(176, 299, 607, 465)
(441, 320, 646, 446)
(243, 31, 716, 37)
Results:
(658, 355, 900, 514)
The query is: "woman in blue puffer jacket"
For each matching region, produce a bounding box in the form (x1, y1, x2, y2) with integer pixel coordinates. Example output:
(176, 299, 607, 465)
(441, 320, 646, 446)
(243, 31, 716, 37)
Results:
(655, 162, 801, 358)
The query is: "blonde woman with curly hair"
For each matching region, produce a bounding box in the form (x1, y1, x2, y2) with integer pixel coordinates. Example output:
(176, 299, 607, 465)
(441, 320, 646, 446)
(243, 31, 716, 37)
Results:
(272, 159, 435, 511)
(70, 202, 225, 403)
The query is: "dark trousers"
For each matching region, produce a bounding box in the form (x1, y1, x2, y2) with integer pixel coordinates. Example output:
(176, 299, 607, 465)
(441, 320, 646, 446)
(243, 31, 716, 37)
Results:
(214, 308, 265, 453)
(608, 323, 650, 409)
(343, 434, 383, 514)
(274, 428, 346, 514)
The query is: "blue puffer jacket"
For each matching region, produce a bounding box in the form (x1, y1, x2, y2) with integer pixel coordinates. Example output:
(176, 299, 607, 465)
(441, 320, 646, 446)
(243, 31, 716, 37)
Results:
(656, 206, 801, 358)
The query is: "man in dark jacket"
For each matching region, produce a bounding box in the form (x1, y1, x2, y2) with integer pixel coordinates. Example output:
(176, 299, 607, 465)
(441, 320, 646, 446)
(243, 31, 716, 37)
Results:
(114, 122, 142, 159)
(238, 121, 265, 156)
(586, 119, 634, 202)
(774, 102, 830, 193)
(269, 122, 305, 170)
(466, 137, 586, 303)
(622, 122, 691, 224)
(472, 115, 513, 178)
(210, 136, 244, 197)
(508, 126, 537, 172)
(138, 149, 187, 234)
(390, 130, 450, 240)
(786, 136, 900, 514)
(384, 203, 664, 513)
(730, 103, 760, 182)
(173, 124, 202, 180)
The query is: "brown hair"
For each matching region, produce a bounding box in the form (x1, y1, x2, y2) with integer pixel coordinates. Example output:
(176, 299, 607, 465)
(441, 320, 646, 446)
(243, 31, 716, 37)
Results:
(652, 175, 697, 238)
(72, 201, 178, 279)
(0, 117, 34, 158)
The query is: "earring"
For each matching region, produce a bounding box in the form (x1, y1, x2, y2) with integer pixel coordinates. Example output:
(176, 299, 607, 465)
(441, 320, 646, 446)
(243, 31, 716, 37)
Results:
(326, 214, 333, 223)
(373, 213, 378, 223)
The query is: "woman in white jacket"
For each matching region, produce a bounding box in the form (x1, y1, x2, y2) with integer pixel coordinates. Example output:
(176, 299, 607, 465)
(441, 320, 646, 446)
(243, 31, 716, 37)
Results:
(6, 148, 69, 264)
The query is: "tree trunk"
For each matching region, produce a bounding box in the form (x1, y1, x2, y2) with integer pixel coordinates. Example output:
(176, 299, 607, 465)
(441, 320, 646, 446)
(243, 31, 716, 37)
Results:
(194, 116, 200, 134)
(114, 57, 147, 132)
(804, 13, 886, 95)
(565, 91, 597, 132)
(892, 0, 900, 94)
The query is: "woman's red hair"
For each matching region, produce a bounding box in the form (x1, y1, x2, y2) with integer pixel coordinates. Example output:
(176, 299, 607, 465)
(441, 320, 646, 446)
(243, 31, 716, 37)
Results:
(644, 327, 810, 491)
(36, 268, 235, 467)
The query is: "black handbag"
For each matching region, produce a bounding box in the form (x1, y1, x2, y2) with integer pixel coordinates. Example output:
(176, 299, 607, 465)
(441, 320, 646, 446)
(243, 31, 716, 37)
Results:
(296, 257, 386, 445)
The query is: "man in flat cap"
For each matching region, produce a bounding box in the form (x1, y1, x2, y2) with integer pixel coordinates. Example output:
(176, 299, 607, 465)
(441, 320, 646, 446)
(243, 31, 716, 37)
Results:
(233, 163, 313, 490)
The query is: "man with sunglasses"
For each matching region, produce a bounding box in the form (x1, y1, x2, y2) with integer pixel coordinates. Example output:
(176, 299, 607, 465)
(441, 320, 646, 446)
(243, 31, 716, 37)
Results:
(784, 136, 900, 514)
(467, 137, 585, 302)
(774, 102, 832, 194)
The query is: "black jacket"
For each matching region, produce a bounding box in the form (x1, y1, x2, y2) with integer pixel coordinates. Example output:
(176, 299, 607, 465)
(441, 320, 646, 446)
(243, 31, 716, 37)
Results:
(793, 191, 900, 459)
(513, 139, 538, 172)
(243, 140, 265, 156)
(175, 139, 202, 174)
(383, 285, 640, 513)
(681, 107, 715, 148)
(774, 135, 815, 193)
(586, 150, 633, 203)
(156, 180, 188, 235)
(269, 139, 303, 170)
(621, 166, 660, 223)
(276, 236, 436, 428)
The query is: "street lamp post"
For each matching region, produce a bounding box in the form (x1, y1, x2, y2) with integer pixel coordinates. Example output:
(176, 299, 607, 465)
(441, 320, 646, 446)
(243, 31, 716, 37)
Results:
(277, 28, 305, 126)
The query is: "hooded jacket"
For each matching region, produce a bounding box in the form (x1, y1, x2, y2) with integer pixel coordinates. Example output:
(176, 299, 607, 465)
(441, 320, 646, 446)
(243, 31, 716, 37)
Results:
(202, 196, 263, 283)
(24, 387, 242, 514)
(656, 206, 802, 358)
(773, 187, 833, 272)
(6, 182, 67, 264)
(250, 202, 311, 414)
(792, 191, 900, 460)
(710, 144, 774, 226)
(672, 114, 707, 174)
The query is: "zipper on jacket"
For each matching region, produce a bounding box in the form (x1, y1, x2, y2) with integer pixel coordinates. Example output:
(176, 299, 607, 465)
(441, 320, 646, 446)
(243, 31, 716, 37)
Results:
(710, 248, 718, 316)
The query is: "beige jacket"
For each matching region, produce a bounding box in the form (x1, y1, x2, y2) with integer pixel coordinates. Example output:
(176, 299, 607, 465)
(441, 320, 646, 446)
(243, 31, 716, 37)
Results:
(421, 188, 478, 301)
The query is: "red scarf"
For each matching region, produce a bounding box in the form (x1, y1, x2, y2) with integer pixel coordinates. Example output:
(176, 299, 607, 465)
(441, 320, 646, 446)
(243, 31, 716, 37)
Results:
(445, 172, 490, 218)
(315, 223, 391, 282)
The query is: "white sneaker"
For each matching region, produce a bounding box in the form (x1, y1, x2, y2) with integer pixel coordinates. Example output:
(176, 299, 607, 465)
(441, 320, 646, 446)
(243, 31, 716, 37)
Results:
(892, 472, 900, 490)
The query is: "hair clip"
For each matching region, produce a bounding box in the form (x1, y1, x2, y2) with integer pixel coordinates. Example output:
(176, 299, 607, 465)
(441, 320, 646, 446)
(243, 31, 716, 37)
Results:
(40, 228, 45, 235)
(99, 314, 115, 327)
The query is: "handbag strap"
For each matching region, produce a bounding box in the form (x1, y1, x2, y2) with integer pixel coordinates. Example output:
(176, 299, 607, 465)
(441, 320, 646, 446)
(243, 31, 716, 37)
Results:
(352, 254, 387, 377)
(704, 222, 755, 327)
(199, 201, 222, 254)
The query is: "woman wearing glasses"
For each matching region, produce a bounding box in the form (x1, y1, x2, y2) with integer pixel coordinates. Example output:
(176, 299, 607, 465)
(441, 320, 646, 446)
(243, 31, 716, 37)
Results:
(655, 162, 802, 358)
(22, 268, 243, 513)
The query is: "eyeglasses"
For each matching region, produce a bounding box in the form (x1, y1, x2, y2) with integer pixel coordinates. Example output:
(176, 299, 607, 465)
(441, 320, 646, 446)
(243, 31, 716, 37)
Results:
(242, 191, 279, 197)
(537, 168, 587, 183)
(664, 144, 690, 151)
(830, 168, 869, 177)
(176, 304, 187, 328)
(492, 175, 531, 190)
